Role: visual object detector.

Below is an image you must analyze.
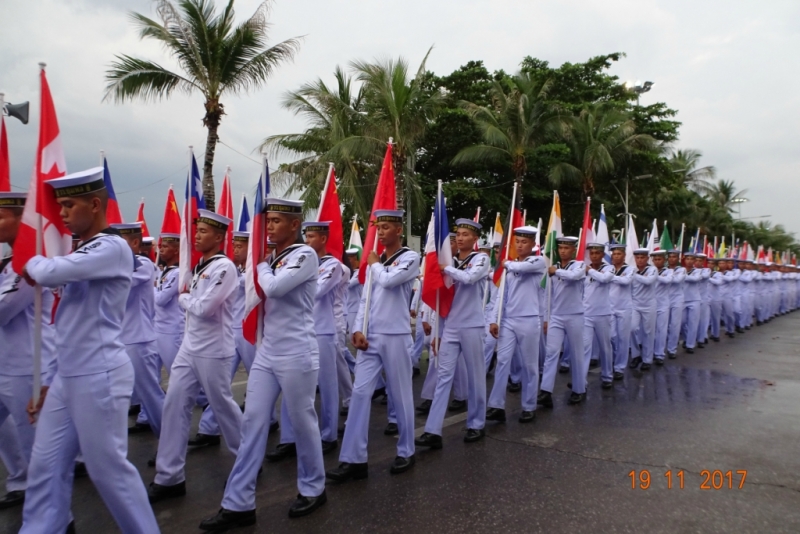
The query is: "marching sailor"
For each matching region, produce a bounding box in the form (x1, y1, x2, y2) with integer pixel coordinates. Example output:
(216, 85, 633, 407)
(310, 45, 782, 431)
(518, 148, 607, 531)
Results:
(666, 250, 686, 359)
(609, 244, 633, 378)
(583, 243, 615, 387)
(629, 248, 657, 370)
(650, 250, 673, 365)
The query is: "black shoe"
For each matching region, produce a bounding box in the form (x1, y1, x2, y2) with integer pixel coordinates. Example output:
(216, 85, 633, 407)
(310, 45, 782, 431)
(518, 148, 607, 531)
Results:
(0, 490, 24, 509)
(66, 520, 75, 534)
(667, 351, 677, 360)
(697, 342, 705, 348)
(339, 405, 349, 416)
(289, 490, 327, 518)
(745, 326, 751, 330)
(507, 381, 522, 393)
(412, 367, 421, 377)
(464, 428, 485, 443)
(711, 336, 720, 342)
(682, 341, 687, 349)
(448, 399, 467, 412)
(518, 410, 536, 423)
(371, 387, 386, 401)
(558, 365, 569, 374)
(128, 404, 141, 417)
(74, 462, 88, 478)
(148, 481, 186, 503)
(726, 332, 735, 338)
(188, 433, 221, 447)
(640, 363, 651, 371)
(389, 455, 415, 474)
(629, 357, 642, 369)
(756, 321, 763, 326)
(128, 422, 151, 435)
(736, 327, 745, 334)
(199, 508, 256, 531)
(147, 454, 157, 467)
(415, 432, 443, 449)
(321, 440, 338, 454)
(589, 359, 599, 369)
(239, 402, 246, 412)
(485, 408, 506, 422)
(685, 347, 695, 354)
(416, 399, 432, 415)
(568, 392, 586, 405)
(265, 442, 297, 462)
(655, 358, 665, 366)
(326, 462, 368, 482)
(269, 421, 280, 433)
(613, 371, 624, 381)
(384, 423, 399, 436)
(537, 391, 553, 408)
(601, 381, 613, 390)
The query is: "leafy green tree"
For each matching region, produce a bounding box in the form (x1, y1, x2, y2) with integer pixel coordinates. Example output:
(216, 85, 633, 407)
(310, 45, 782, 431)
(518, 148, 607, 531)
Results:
(668, 149, 716, 195)
(104, 0, 301, 208)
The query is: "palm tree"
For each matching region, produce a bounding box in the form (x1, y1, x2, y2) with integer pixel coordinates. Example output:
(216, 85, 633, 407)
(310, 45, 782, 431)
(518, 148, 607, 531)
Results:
(668, 149, 716, 195)
(452, 73, 558, 190)
(706, 179, 748, 214)
(549, 104, 654, 195)
(104, 0, 301, 209)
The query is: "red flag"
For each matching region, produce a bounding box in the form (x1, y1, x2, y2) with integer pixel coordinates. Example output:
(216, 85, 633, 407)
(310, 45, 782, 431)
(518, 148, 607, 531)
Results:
(136, 199, 151, 237)
(160, 186, 181, 238)
(421, 183, 454, 318)
(576, 198, 591, 261)
(102, 157, 123, 225)
(218, 169, 234, 260)
(492, 184, 523, 286)
(178, 155, 205, 291)
(13, 67, 71, 274)
(243, 160, 269, 344)
(358, 143, 396, 283)
(0, 117, 9, 192)
(318, 165, 344, 260)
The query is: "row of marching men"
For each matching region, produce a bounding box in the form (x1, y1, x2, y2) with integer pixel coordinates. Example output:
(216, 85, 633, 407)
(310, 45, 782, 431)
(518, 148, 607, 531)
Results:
(1, 167, 799, 532)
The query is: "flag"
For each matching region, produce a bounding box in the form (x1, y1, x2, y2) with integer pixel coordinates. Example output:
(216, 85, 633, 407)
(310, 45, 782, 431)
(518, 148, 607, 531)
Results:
(218, 168, 234, 260)
(318, 165, 344, 260)
(358, 142, 396, 284)
(102, 156, 123, 224)
(624, 217, 639, 267)
(160, 186, 181, 238)
(660, 222, 673, 251)
(694, 228, 702, 254)
(676, 224, 686, 256)
(596, 205, 610, 262)
(493, 183, 523, 285)
(348, 217, 363, 256)
(535, 218, 543, 255)
(542, 191, 563, 260)
(718, 237, 727, 259)
(492, 212, 503, 246)
(421, 184, 454, 318)
(243, 158, 270, 344)
(646, 219, 659, 251)
(0, 117, 9, 192)
(178, 153, 206, 292)
(704, 238, 715, 260)
(13, 67, 71, 274)
(756, 245, 766, 264)
(576, 198, 591, 261)
(136, 199, 150, 238)
(472, 206, 481, 250)
(238, 195, 250, 232)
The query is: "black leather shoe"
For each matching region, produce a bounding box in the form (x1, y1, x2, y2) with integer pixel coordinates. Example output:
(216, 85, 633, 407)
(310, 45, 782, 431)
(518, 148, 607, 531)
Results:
(655, 358, 664, 366)
(736, 327, 745, 334)
(371, 387, 386, 401)
(321, 440, 338, 454)
(148, 481, 186, 503)
(711, 336, 720, 342)
(518, 410, 536, 423)
(199, 508, 256, 531)
(147, 454, 157, 467)
(384, 423, 399, 436)
(537, 391, 553, 408)
(128, 422, 151, 434)
(745, 326, 751, 330)
(726, 332, 735, 338)
(269, 421, 280, 433)
(507, 381, 521, 393)
(188, 433, 221, 447)
(416, 399, 432, 415)
(589, 359, 599, 369)
(415, 432, 443, 449)
(390, 455, 415, 474)
(485, 408, 506, 422)
(326, 462, 368, 482)
(289, 490, 327, 518)
(0, 490, 24, 509)
(339, 405, 349, 416)
(613, 371, 624, 381)
(74, 462, 88, 478)
(66, 521, 75, 534)
(558, 365, 569, 374)
(685, 347, 695, 354)
(464, 428, 485, 443)
(640, 362, 651, 371)
(629, 357, 642, 369)
(601, 381, 613, 390)
(568, 392, 586, 405)
(265, 442, 297, 462)
(448, 399, 467, 412)
(412, 367, 421, 377)
(697, 342, 705, 348)
(667, 351, 677, 359)
(128, 404, 141, 417)
(756, 321, 763, 326)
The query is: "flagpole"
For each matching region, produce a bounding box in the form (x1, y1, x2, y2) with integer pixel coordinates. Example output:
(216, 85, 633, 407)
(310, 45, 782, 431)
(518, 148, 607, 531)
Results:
(495, 182, 518, 327)
(32, 215, 42, 408)
(433, 289, 440, 367)
(678, 223, 685, 262)
(319, 162, 334, 214)
(362, 237, 379, 337)
(546, 191, 557, 324)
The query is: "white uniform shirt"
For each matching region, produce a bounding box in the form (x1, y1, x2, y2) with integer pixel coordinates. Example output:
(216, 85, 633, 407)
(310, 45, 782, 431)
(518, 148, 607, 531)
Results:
(122, 255, 157, 345)
(669, 266, 686, 307)
(683, 268, 703, 302)
(154, 265, 184, 334)
(231, 268, 246, 330)
(178, 253, 238, 357)
(355, 248, 420, 336)
(442, 251, 490, 327)
(550, 259, 585, 316)
(583, 262, 614, 316)
(609, 264, 633, 313)
(334, 263, 349, 338)
(494, 255, 545, 319)
(632, 265, 657, 310)
(654, 267, 674, 312)
(314, 255, 344, 336)
(346, 271, 362, 317)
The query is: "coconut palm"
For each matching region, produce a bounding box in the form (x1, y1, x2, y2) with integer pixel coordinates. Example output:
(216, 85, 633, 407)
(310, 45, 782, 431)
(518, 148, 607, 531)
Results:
(104, 0, 301, 209)
(706, 179, 749, 214)
(668, 149, 716, 196)
(549, 104, 655, 195)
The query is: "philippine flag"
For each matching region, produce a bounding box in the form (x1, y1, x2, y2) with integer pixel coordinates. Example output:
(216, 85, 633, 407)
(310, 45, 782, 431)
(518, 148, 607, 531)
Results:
(421, 183, 454, 318)
(178, 153, 205, 292)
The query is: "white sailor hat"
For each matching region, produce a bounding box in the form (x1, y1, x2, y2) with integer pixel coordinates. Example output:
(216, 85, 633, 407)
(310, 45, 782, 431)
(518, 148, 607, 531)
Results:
(650, 249, 667, 256)
(478, 241, 492, 250)
(111, 222, 143, 236)
(232, 231, 250, 242)
(373, 209, 404, 223)
(0, 192, 27, 207)
(449, 232, 457, 238)
(683, 251, 697, 257)
(160, 233, 180, 243)
(633, 248, 650, 255)
(557, 236, 579, 244)
(455, 218, 482, 232)
(264, 198, 303, 214)
(695, 253, 707, 259)
(587, 242, 606, 250)
(142, 237, 155, 244)
(196, 209, 231, 230)
(609, 243, 626, 251)
(345, 247, 360, 255)
(302, 221, 331, 233)
(45, 167, 105, 198)
(513, 226, 538, 238)
(667, 249, 681, 255)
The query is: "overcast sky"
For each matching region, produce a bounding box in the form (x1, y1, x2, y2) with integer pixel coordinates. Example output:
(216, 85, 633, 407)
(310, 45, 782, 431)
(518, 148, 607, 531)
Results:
(1, 0, 799, 235)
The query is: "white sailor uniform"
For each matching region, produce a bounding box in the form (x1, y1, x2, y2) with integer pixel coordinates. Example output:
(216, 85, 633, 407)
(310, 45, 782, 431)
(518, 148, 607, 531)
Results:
(653, 266, 674, 360)
(610, 263, 634, 372)
(583, 262, 615, 382)
(630, 265, 657, 364)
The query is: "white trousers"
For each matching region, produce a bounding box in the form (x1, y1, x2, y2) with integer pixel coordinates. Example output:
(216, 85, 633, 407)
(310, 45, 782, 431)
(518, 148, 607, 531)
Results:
(0, 405, 27, 492)
(666, 303, 683, 354)
(611, 311, 632, 372)
(421, 348, 468, 402)
(336, 331, 353, 407)
(542, 314, 585, 394)
(489, 317, 540, 410)
(584, 315, 613, 382)
(631, 307, 656, 364)
(653, 308, 670, 359)
(126, 341, 164, 437)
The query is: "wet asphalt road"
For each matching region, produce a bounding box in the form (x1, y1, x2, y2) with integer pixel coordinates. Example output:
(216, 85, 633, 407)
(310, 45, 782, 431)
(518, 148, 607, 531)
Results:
(2, 314, 800, 533)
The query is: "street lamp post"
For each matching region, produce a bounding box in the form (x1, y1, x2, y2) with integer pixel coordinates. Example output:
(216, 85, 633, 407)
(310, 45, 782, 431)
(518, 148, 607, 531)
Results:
(625, 80, 655, 106)
(731, 197, 749, 219)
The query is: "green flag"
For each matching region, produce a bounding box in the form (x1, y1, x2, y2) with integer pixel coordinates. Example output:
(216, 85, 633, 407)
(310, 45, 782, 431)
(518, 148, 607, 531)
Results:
(660, 223, 673, 251)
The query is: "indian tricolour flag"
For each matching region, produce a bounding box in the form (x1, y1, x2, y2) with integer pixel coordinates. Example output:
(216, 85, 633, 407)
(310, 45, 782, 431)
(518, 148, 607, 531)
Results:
(348, 217, 363, 257)
(543, 190, 562, 262)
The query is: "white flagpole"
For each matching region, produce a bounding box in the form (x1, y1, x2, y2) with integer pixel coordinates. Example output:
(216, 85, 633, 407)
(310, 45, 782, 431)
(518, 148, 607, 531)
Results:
(546, 191, 557, 323)
(32, 216, 42, 408)
(361, 238, 379, 337)
(433, 289, 440, 367)
(495, 182, 518, 327)
(318, 162, 334, 214)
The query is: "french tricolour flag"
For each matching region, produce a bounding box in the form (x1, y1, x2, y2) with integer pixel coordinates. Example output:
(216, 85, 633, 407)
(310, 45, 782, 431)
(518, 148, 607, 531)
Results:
(178, 153, 205, 292)
(243, 158, 269, 344)
(421, 183, 454, 318)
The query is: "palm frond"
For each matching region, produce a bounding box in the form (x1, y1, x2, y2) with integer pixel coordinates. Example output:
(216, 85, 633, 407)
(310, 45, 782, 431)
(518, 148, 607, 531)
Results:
(103, 56, 199, 102)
